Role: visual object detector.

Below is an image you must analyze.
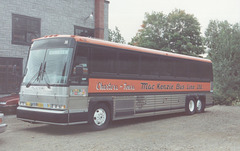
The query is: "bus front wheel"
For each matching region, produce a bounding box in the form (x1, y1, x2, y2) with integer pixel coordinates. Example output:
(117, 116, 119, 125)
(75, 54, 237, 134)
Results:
(89, 103, 110, 130)
(185, 97, 196, 115)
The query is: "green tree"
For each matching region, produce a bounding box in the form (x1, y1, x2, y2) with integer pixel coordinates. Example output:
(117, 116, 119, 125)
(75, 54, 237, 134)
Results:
(205, 20, 240, 105)
(167, 9, 204, 55)
(108, 26, 126, 44)
(130, 12, 168, 50)
(130, 9, 204, 56)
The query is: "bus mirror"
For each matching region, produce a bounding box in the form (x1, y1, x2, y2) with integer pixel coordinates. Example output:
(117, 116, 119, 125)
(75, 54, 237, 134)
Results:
(76, 65, 84, 76)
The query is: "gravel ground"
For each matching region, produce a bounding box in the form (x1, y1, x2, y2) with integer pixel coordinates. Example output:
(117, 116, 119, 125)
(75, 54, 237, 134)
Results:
(1, 105, 240, 151)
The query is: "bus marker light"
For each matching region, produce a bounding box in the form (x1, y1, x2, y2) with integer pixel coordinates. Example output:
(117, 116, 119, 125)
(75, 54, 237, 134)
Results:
(37, 103, 43, 108)
(26, 102, 31, 107)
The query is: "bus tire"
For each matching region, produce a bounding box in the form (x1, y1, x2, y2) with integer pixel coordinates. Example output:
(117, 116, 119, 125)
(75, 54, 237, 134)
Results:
(89, 103, 110, 131)
(196, 99, 205, 113)
(185, 97, 196, 115)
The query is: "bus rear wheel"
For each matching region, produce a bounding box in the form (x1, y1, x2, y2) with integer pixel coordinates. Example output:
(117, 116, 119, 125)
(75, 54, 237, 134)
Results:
(186, 97, 196, 115)
(196, 99, 205, 113)
(89, 103, 110, 130)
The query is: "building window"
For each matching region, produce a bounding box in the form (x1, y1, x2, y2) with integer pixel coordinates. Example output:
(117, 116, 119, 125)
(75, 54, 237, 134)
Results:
(12, 14, 41, 45)
(74, 26, 94, 37)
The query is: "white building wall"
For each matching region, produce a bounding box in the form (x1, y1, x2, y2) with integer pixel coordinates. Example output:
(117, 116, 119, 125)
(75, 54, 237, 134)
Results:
(0, 0, 108, 68)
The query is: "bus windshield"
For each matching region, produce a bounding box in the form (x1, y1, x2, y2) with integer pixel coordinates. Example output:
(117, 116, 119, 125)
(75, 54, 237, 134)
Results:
(23, 48, 73, 86)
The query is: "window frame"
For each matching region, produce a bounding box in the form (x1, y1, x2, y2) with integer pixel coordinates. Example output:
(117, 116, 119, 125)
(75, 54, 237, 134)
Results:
(69, 44, 90, 85)
(74, 25, 94, 38)
(77, 42, 213, 82)
(12, 14, 41, 46)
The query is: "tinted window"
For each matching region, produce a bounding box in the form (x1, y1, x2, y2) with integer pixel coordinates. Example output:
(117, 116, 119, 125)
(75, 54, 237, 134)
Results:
(199, 63, 213, 80)
(175, 60, 189, 78)
(159, 58, 174, 77)
(141, 55, 159, 76)
(91, 48, 117, 74)
(70, 46, 89, 85)
(119, 52, 139, 75)
(190, 61, 204, 79)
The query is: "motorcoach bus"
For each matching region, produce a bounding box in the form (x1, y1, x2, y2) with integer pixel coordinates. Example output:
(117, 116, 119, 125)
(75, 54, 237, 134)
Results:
(17, 35, 213, 130)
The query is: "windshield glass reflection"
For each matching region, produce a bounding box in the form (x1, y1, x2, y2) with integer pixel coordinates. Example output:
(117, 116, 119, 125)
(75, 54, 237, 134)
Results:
(23, 48, 73, 86)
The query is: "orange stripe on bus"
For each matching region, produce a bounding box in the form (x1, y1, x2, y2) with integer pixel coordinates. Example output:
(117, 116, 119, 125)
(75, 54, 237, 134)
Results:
(88, 78, 211, 93)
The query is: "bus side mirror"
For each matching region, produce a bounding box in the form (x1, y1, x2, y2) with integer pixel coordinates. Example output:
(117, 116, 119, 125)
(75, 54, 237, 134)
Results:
(76, 65, 84, 76)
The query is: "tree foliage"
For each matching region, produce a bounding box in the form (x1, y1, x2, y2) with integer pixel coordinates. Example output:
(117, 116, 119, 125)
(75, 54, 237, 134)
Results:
(130, 9, 204, 56)
(108, 26, 126, 44)
(130, 12, 168, 50)
(205, 20, 240, 105)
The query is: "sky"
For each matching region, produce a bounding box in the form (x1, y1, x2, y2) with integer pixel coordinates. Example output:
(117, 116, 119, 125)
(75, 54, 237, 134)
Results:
(109, 0, 240, 43)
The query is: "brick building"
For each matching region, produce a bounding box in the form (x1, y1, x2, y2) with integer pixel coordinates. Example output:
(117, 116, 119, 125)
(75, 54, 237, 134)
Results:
(0, 0, 109, 94)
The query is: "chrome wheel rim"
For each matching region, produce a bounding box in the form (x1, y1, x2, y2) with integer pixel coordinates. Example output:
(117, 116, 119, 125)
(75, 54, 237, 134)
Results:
(93, 108, 107, 126)
(197, 100, 202, 111)
(189, 100, 195, 112)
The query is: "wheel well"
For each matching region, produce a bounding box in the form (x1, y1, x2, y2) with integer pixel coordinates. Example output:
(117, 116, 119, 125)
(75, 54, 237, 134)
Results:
(186, 96, 196, 103)
(199, 95, 206, 107)
(88, 100, 113, 120)
(186, 95, 206, 106)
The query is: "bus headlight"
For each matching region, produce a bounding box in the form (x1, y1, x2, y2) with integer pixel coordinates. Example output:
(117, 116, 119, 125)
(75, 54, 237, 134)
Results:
(52, 104, 66, 109)
(19, 102, 26, 106)
(19, 101, 66, 109)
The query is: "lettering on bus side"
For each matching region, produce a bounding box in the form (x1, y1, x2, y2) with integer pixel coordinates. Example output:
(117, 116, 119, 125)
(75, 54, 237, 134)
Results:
(157, 83, 174, 90)
(197, 84, 203, 90)
(96, 82, 135, 91)
(141, 83, 155, 90)
(141, 82, 174, 90)
(187, 84, 195, 90)
(123, 83, 135, 90)
(88, 78, 210, 93)
(176, 83, 185, 90)
(141, 82, 203, 91)
(96, 82, 119, 91)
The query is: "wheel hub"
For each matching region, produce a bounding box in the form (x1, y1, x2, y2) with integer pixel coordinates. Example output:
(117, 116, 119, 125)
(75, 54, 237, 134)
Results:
(197, 100, 202, 111)
(93, 108, 107, 126)
(189, 100, 195, 112)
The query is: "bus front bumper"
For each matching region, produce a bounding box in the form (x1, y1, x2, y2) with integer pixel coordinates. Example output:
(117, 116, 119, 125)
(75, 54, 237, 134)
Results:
(17, 106, 88, 125)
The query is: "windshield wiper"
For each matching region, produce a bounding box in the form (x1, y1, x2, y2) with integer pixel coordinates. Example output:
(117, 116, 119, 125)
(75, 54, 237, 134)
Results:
(42, 62, 51, 89)
(61, 62, 67, 77)
(26, 63, 43, 88)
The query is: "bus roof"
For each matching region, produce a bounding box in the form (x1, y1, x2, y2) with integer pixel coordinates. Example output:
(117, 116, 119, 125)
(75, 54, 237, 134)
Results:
(36, 35, 212, 63)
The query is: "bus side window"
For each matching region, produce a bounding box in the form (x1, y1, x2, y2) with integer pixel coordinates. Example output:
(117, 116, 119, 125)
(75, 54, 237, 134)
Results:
(159, 58, 173, 77)
(141, 55, 159, 76)
(70, 46, 89, 85)
(91, 48, 117, 74)
(119, 52, 139, 75)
